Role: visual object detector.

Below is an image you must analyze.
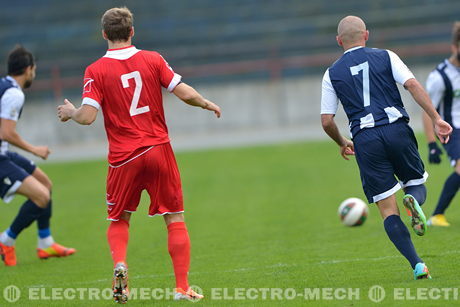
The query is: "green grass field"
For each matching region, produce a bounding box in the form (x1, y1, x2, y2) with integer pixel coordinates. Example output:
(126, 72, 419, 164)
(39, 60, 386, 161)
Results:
(1, 138, 459, 306)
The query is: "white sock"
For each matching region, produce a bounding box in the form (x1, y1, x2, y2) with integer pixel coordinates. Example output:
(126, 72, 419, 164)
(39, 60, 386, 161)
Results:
(38, 236, 54, 249)
(0, 231, 15, 246)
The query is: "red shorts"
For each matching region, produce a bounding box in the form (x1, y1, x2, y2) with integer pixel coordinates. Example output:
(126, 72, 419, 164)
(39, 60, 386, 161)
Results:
(106, 143, 184, 221)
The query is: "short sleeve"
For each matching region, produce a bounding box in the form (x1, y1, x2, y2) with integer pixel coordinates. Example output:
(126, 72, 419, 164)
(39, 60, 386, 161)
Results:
(425, 70, 445, 109)
(81, 66, 102, 110)
(158, 54, 182, 92)
(321, 69, 339, 115)
(387, 50, 415, 85)
(0, 87, 24, 121)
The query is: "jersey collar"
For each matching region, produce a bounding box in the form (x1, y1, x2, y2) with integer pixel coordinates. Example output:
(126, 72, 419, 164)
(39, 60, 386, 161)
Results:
(104, 46, 140, 60)
(5, 75, 21, 89)
(445, 59, 460, 72)
(344, 46, 364, 54)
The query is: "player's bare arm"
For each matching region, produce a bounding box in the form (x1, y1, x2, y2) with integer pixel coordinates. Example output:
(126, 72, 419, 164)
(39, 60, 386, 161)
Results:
(0, 118, 50, 159)
(57, 99, 98, 125)
(404, 78, 452, 143)
(422, 112, 437, 143)
(321, 114, 355, 160)
(173, 83, 221, 118)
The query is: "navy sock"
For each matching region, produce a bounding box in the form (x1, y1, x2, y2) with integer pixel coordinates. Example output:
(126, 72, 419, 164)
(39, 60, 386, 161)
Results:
(433, 172, 460, 215)
(37, 199, 52, 231)
(384, 215, 422, 269)
(404, 184, 427, 206)
(9, 200, 45, 238)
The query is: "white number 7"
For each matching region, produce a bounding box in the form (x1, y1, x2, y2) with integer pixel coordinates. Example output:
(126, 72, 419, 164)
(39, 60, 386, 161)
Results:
(350, 61, 370, 107)
(121, 71, 150, 116)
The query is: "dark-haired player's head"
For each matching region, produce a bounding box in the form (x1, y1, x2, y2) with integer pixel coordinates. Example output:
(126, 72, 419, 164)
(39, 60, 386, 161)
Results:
(101, 7, 134, 43)
(7, 46, 36, 88)
(452, 21, 460, 63)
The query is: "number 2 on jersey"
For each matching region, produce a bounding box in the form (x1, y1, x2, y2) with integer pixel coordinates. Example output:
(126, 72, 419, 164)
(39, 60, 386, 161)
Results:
(121, 71, 150, 116)
(350, 61, 370, 107)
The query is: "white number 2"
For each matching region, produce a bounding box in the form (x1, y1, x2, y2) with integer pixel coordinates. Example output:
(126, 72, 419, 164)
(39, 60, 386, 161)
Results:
(350, 61, 370, 107)
(121, 71, 150, 116)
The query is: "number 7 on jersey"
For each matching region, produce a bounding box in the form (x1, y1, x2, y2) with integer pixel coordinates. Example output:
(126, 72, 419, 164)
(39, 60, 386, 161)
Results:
(121, 71, 150, 116)
(350, 61, 370, 107)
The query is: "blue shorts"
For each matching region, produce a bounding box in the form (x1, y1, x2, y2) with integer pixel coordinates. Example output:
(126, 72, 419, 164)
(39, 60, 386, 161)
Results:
(353, 121, 427, 204)
(0, 151, 36, 203)
(442, 128, 460, 166)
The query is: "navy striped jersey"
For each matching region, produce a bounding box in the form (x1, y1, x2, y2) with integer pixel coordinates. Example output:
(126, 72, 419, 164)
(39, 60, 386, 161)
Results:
(426, 59, 460, 129)
(321, 46, 414, 137)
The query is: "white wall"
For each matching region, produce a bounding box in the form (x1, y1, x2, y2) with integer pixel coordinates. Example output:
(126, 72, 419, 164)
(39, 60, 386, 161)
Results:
(15, 64, 435, 161)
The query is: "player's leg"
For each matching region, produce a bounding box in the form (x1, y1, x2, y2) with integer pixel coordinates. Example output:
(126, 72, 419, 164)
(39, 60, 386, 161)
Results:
(0, 175, 49, 266)
(387, 122, 428, 235)
(145, 144, 201, 300)
(109, 212, 131, 304)
(7, 152, 75, 258)
(105, 158, 143, 304)
(429, 158, 460, 226)
(376, 195, 430, 279)
(108, 211, 131, 266)
(163, 214, 202, 300)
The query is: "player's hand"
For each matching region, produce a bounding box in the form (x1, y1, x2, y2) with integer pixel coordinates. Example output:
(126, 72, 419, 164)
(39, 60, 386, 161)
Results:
(434, 118, 452, 144)
(202, 100, 221, 118)
(340, 139, 355, 160)
(57, 99, 76, 122)
(428, 142, 442, 164)
(33, 146, 50, 160)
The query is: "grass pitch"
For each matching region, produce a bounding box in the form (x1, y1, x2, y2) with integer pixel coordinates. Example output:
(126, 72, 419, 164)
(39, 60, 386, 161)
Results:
(0, 138, 459, 306)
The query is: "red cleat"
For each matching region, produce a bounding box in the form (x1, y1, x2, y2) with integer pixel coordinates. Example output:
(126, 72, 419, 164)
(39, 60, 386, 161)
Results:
(0, 242, 16, 266)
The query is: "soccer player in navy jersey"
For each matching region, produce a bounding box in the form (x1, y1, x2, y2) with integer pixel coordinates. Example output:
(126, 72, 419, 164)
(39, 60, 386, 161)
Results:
(0, 46, 75, 266)
(321, 16, 452, 279)
(423, 22, 460, 227)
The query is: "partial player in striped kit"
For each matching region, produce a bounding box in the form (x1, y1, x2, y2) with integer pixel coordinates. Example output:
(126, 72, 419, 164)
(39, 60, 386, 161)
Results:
(0, 46, 75, 266)
(423, 22, 460, 227)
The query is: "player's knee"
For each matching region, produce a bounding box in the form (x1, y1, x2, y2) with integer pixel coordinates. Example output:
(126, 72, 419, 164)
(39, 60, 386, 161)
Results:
(454, 160, 460, 175)
(164, 213, 184, 225)
(33, 188, 51, 208)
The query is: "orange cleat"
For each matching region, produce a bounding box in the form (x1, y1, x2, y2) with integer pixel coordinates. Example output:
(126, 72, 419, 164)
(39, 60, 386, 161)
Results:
(174, 287, 204, 301)
(37, 243, 76, 259)
(0, 242, 16, 266)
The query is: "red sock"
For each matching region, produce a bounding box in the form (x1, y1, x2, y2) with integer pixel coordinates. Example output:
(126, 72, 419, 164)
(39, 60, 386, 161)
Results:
(107, 219, 129, 266)
(167, 222, 190, 290)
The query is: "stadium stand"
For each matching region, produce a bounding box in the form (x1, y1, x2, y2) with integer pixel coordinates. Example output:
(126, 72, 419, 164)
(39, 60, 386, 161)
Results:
(0, 0, 458, 100)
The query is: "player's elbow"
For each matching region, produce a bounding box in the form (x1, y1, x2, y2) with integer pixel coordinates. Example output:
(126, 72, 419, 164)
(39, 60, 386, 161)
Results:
(0, 129, 15, 143)
(403, 78, 419, 91)
(321, 114, 335, 130)
(79, 117, 95, 125)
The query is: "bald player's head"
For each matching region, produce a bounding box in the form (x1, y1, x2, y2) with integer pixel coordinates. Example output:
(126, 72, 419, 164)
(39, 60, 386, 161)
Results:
(336, 16, 368, 49)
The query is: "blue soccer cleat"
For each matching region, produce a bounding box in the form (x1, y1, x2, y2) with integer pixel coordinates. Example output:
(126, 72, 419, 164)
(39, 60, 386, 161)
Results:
(402, 194, 427, 236)
(413, 262, 432, 280)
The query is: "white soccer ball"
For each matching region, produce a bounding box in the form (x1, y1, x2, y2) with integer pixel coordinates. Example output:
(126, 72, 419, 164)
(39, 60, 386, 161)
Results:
(338, 197, 369, 226)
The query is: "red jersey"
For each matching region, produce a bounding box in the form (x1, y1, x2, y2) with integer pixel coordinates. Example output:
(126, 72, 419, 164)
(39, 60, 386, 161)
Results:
(81, 45, 182, 164)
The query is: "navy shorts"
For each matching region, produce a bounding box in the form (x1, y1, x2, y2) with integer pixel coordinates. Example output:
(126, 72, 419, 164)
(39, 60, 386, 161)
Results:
(442, 128, 460, 166)
(0, 151, 36, 203)
(353, 121, 427, 204)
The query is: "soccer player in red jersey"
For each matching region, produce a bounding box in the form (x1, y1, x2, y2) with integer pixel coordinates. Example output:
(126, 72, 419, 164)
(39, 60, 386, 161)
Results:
(57, 7, 220, 303)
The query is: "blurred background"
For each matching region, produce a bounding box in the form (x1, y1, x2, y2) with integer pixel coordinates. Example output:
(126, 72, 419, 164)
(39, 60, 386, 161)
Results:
(0, 0, 458, 161)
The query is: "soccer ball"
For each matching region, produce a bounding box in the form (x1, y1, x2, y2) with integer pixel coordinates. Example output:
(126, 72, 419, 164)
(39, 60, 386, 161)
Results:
(338, 197, 368, 226)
